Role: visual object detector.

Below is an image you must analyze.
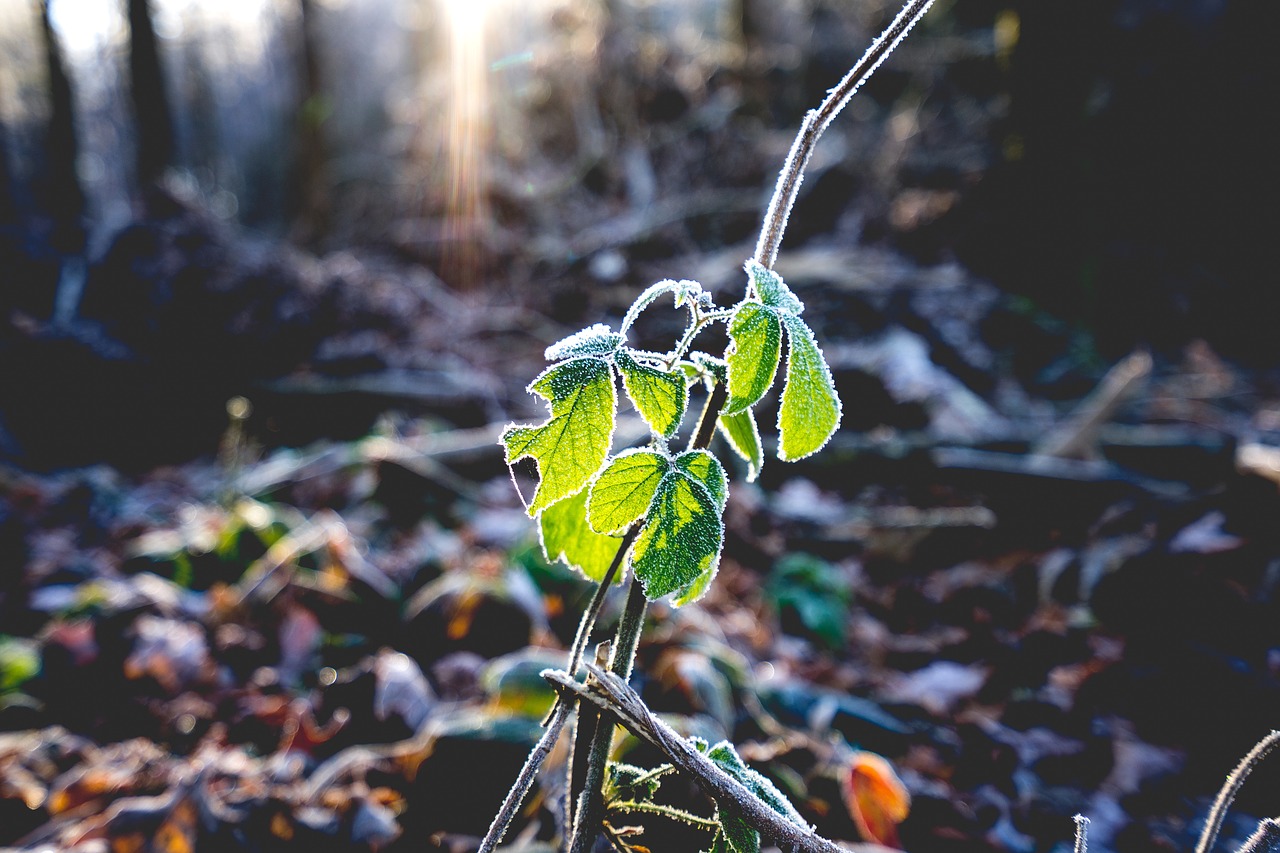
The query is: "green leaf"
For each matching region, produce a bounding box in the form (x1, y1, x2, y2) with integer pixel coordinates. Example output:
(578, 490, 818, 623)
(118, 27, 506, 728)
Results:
(717, 409, 762, 483)
(705, 740, 807, 828)
(766, 553, 852, 649)
(718, 806, 760, 853)
(724, 302, 782, 416)
(616, 350, 688, 438)
(605, 762, 670, 804)
(539, 489, 622, 583)
(631, 469, 723, 603)
(502, 357, 617, 515)
(704, 832, 731, 853)
(671, 568, 716, 608)
(748, 260, 803, 315)
(706, 741, 748, 775)
(588, 450, 668, 535)
(545, 324, 624, 361)
(777, 314, 841, 461)
(675, 450, 727, 510)
(480, 649, 564, 717)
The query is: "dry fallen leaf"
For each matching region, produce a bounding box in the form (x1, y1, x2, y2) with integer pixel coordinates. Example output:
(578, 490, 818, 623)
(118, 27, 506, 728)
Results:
(843, 751, 911, 849)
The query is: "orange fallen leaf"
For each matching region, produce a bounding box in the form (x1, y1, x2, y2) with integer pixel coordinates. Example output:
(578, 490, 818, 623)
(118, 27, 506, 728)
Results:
(843, 751, 911, 849)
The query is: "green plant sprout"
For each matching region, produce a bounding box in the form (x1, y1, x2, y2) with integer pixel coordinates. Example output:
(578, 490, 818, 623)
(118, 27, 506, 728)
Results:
(481, 1, 938, 851)
(484, 0, 1280, 848)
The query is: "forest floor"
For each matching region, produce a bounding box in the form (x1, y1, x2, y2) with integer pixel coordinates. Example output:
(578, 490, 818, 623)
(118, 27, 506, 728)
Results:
(3, 3, 1279, 851)
(4, 226, 1280, 853)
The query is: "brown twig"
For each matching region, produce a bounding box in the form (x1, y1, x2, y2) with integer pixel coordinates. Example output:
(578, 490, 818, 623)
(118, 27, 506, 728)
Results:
(547, 664, 851, 853)
(1033, 349, 1152, 460)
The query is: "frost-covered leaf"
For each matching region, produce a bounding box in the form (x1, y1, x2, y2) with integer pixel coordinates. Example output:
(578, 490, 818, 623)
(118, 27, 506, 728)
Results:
(777, 314, 841, 461)
(632, 468, 723, 603)
(671, 567, 717, 609)
(545, 324, 624, 361)
(718, 805, 760, 853)
(706, 741, 807, 828)
(727, 264, 840, 460)
(704, 832, 732, 853)
(748, 260, 803, 316)
(675, 450, 727, 510)
(539, 489, 622, 582)
(706, 741, 749, 776)
(691, 352, 727, 378)
(621, 279, 707, 334)
(502, 357, 616, 515)
(616, 350, 688, 438)
(717, 409, 762, 483)
(724, 302, 782, 416)
(588, 450, 668, 536)
(605, 762, 669, 804)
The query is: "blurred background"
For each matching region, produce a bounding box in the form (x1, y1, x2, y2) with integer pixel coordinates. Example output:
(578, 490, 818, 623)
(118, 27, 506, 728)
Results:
(1, 0, 1273, 468)
(2, 2, 1280, 852)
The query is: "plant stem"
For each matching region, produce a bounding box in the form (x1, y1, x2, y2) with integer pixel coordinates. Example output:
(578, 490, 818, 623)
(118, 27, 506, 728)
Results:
(1237, 818, 1280, 853)
(477, 528, 637, 853)
(1073, 814, 1089, 853)
(567, 571, 649, 853)
(609, 800, 721, 831)
(1194, 730, 1280, 853)
(665, 308, 732, 368)
(753, 0, 937, 270)
(548, 665, 848, 853)
(567, 382, 729, 852)
(494, 0, 935, 844)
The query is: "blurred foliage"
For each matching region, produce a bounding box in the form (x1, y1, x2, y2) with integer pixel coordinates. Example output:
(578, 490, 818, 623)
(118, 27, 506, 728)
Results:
(766, 553, 853, 650)
(0, 636, 40, 695)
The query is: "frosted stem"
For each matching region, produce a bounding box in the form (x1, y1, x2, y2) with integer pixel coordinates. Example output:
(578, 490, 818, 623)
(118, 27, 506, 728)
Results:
(1073, 814, 1090, 853)
(1237, 818, 1280, 853)
(547, 664, 848, 853)
(476, 530, 636, 853)
(753, 0, 938, 270)
(1195, 731, 1280, 853)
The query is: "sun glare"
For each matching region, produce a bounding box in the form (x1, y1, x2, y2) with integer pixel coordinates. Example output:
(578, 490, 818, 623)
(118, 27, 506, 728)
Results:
(442, 0, 490, 288)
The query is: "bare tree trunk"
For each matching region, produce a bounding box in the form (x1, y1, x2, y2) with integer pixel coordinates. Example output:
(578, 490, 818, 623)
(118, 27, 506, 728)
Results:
(37, 0, 86, 258)
(0, 112, 15, 228)
(292, 0, 329, 245)
(126, 0, 175, 187)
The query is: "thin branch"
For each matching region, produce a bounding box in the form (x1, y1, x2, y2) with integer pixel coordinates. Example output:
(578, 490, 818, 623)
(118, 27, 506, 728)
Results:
(495, 0, 935, 842)
(609, 800, 721, 831)
(753, 0, 938, 270)
(568, 576, 649, 853)
(567, 380, 729, 852)
(1196, 731, 1280, 853)
(1073, 814, 1089, 853)
(1033, 349, 1152, 460)
(546, 665, 848, 853)
(477, 528, 637, 853)
(1237, 818, 1280, 853)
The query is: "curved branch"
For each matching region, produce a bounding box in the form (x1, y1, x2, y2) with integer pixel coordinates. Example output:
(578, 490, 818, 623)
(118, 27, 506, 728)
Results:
(1195, 731, 1280, 853)
(753, 0, 938, 270)
(477, 527, 637, 853)
(547, 664, 851, 853)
